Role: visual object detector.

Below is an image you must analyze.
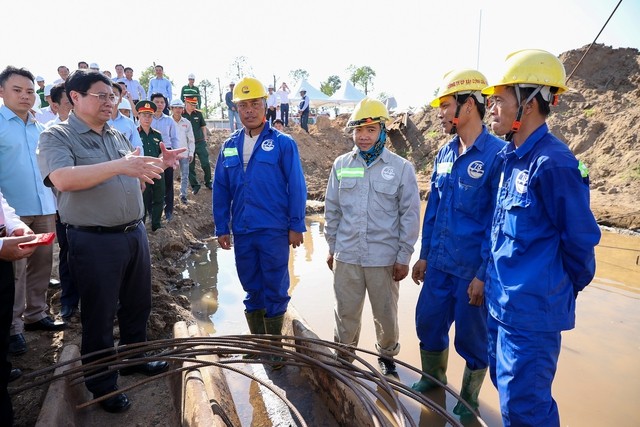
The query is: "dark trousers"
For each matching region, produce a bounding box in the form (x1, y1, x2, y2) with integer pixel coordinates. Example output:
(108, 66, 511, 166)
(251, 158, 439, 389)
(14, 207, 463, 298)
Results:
(0, 261, 14, 426)
(281, 103, 289, 127)
(143, 175, 165, 231)
(164, 165, 174, 219)
(189, 141, 212, 190)
(266, 108, 276, 124)
(300, 109, 309, 132)
(67, 225, 151, 396)
(56, 214, 78, 309)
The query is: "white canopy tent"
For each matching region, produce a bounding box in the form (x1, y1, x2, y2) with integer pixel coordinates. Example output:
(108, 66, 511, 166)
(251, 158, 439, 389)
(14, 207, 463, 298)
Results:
(288, 79, 331, 108)
(328, 80, 366, 106)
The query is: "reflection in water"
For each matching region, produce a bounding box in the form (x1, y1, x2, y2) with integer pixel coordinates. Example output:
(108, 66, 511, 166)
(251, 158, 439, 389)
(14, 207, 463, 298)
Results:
(179, 217, 640, 427)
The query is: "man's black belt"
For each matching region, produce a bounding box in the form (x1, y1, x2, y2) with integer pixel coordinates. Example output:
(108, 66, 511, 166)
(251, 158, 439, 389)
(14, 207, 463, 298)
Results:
(67, 219, 142, 234)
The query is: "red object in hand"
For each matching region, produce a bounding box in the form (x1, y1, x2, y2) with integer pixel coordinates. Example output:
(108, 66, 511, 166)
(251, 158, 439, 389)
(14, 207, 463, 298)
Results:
(18, 232, 56, 249)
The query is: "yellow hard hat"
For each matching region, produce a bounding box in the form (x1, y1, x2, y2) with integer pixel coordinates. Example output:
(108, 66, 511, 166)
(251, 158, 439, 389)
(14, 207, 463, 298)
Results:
(431, 69, 488, 107)
(232, 77, 268, 103)
(482, 49, 569, 96)
(346, 97, 390, 129)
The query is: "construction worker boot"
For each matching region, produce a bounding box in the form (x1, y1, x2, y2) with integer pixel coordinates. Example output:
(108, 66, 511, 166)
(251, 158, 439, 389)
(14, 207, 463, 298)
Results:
(452, 366, 487, 417)
(411, 348, 449, 392)
(264, 314, 285, 370)
(243, 309, 266, 360)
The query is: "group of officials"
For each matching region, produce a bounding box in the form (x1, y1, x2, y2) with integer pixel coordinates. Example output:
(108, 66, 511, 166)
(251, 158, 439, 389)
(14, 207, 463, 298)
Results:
(0, 47, 600, 427)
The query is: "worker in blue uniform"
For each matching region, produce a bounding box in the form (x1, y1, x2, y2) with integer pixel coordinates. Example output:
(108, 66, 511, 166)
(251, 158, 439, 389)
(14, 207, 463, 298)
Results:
(213, 77, 307, 368)
(411, 69, 505, 418)
(482, 49, 601, 427)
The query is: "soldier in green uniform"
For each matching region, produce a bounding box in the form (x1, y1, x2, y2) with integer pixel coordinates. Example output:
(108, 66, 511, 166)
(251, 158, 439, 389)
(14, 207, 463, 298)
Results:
(182, 97, 211, 194)
(136, 101, 165, 231)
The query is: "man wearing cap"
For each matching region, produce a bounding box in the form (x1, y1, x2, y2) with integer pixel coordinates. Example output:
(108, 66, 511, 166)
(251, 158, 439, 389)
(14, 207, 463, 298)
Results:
(266, 85, 277, 124)
(89, 63, 100, 72)
(109, 83, 143, 154)
(298, 89, 310, 133)
(0, 66, 60, 357)
(35, 76, 48, 107)
(147, 65, 172, 114)
(170, 99, 195, 204)
(123, 67, 146, 104)
(180, 74, 201, 109)
(410, 69, 505, 417)
(150, 93, 178, 221)
(182, 96, 211, 194)
(136, 101, 165, 231)
(214, 77, 307, 368)
(37, 69, 184, 413)
(225, 82, 239, 132)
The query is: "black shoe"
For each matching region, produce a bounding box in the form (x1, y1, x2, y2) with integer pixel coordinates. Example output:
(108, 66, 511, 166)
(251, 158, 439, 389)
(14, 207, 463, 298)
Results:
(8, 334, 27, 355)
(205, 183, 212, 190)
(192, 186, 201, 195)
(8, 368, 22, 382)
(378, 357, 397, 375)
(48, 279, 61, 289)
(95, 388, 131, 413)
(24, 316, 66, 332)
(180, 196, 188, 204)
(60, 305, 78, 320)
(120, 361, 169, 377)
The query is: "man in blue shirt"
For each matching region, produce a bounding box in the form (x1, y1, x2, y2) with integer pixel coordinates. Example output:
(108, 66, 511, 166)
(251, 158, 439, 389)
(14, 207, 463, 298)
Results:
(213, 77, 307, 369)
(109, 83, 143, 154)
(482, 49, 601, 427)
(147, 65, 172, 114)
(411, 69, 505, 418)
(0, 66, 62, 357)
(225, 82, 240, 132)
(150, 93, 179, 222)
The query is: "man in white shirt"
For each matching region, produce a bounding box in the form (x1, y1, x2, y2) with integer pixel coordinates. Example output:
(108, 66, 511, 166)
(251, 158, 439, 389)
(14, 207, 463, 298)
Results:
(169, 99, 195, 204)
(266, 85, 277, 124)
(276, 82, 291, 127)
(123, 67, 146, 103)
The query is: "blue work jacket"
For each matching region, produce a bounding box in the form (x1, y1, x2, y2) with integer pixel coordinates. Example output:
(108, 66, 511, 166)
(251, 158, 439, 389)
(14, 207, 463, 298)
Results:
(213, 122, 307, 236)
(420, 126, 505, 281)
(486, 124, 601, 332)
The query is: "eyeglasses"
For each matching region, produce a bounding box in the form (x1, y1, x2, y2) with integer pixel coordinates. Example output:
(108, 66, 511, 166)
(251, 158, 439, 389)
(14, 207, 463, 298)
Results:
(83, 92, 119, 104)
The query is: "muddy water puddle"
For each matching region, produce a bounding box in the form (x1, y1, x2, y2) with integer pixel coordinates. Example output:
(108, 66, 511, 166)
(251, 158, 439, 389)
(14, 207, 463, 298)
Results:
(178, 218, 640, 427)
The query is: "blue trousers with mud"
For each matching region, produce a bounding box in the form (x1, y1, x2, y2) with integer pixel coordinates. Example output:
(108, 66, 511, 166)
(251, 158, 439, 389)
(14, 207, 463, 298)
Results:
(233, 230, 290, 317)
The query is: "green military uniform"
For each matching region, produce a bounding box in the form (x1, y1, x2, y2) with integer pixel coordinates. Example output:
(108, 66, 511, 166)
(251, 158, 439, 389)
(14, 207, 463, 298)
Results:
(136, 101, 165, 231)
(36, 88, 49, 108)
(182, 103, 211, 192)
(180, 85, 201, 108)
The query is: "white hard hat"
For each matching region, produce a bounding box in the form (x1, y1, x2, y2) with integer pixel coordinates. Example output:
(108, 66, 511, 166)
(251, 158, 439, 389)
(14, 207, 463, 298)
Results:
(90, 63, 100, 70)
(268, 84, 274, 89)
(35, 75, 45, 82)
(170, 99, 185, 108)
(117, 100, 131, 110)
(188, 73, 195, 80)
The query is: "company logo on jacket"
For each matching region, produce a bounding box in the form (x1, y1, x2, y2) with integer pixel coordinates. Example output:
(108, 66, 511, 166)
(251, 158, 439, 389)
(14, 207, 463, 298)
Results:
(467, 161, 485, 179)
(261, 139, 275, 151)
(381, 166, 395, 180)
(515, 170, 529, 194)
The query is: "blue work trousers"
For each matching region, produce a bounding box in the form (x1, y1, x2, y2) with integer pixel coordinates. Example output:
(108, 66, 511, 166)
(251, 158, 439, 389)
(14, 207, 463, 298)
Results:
(233, 230, 290, 317)
(487, 314, 561, 427)
(415, 267, 488, 370)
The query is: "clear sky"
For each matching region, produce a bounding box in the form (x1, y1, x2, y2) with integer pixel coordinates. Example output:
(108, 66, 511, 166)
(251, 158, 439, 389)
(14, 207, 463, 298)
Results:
(1, 0, 638, 110)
